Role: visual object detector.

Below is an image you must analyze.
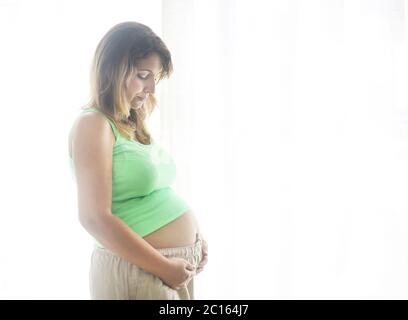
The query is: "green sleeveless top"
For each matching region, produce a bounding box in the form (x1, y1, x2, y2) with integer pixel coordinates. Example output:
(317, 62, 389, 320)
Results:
(69, 107, 190, 248)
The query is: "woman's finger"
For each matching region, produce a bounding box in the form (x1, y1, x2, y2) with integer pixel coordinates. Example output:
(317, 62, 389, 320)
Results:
(197, 256, 208, 269)
(199, 258, 207, 266)
(196, 236, 208, 274)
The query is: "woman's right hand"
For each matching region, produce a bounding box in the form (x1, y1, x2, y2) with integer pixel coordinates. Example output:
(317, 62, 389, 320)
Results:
(159, 257, 196, 290)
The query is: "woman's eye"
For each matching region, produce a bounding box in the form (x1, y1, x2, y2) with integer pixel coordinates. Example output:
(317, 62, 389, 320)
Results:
(137, 73, 160, 83)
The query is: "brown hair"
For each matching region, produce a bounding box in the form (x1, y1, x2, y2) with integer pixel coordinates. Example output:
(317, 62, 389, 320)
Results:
(83, 21, 173, 144)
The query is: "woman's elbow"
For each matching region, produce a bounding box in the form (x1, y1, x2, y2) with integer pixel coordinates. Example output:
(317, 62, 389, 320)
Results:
(78, 210, 110, 231)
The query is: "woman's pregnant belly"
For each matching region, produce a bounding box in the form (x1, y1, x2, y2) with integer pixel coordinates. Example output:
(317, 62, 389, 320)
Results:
(143, 209, 199, 249)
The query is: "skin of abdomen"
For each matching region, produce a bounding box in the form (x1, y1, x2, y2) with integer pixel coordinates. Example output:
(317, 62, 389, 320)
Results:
(142, 209, 199, 249)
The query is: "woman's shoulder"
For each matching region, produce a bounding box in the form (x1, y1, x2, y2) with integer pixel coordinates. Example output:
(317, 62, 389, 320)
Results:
(70, 109, 116, 150)
(74, 109, 112, 133)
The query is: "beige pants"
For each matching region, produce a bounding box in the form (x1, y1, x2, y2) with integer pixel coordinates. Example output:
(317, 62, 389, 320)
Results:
(89, 233, 203, 300)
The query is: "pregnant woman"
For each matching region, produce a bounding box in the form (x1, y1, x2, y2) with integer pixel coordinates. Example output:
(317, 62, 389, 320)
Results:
(68, 21, 208, 300)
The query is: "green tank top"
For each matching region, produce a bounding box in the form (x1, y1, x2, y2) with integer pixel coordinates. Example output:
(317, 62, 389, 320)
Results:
(69, 107, 190, 248)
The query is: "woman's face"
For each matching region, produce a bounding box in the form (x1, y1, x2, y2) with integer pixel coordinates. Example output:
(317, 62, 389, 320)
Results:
(125, 53, 162, 110)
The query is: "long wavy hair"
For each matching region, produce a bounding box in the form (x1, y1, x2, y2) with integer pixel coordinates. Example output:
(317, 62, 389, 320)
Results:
(82, 21, 173, 145)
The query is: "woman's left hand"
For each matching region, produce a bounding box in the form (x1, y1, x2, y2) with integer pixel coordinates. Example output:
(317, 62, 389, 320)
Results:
(196, 234, 208, 275)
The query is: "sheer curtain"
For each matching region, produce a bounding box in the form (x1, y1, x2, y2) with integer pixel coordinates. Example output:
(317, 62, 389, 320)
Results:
(161, 0, 408, 299)
(1, 0, 407, 299)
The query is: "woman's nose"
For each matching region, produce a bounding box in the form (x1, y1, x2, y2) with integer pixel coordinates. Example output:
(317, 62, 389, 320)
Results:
(144, 79, 155, 95)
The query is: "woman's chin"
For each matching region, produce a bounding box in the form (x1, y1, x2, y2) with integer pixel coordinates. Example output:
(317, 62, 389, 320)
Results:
(130, 103, 143, 110)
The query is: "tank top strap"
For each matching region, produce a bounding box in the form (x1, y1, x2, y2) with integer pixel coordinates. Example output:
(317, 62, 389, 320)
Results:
(81, 107, 121, 142)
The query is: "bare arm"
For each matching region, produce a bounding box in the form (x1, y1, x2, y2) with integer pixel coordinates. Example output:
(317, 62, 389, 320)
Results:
(71, 112, 170, 277)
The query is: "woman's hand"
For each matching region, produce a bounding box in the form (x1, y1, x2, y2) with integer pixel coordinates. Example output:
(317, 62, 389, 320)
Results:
(196, 234, 208, 274)
(159, 257, 196, 290)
